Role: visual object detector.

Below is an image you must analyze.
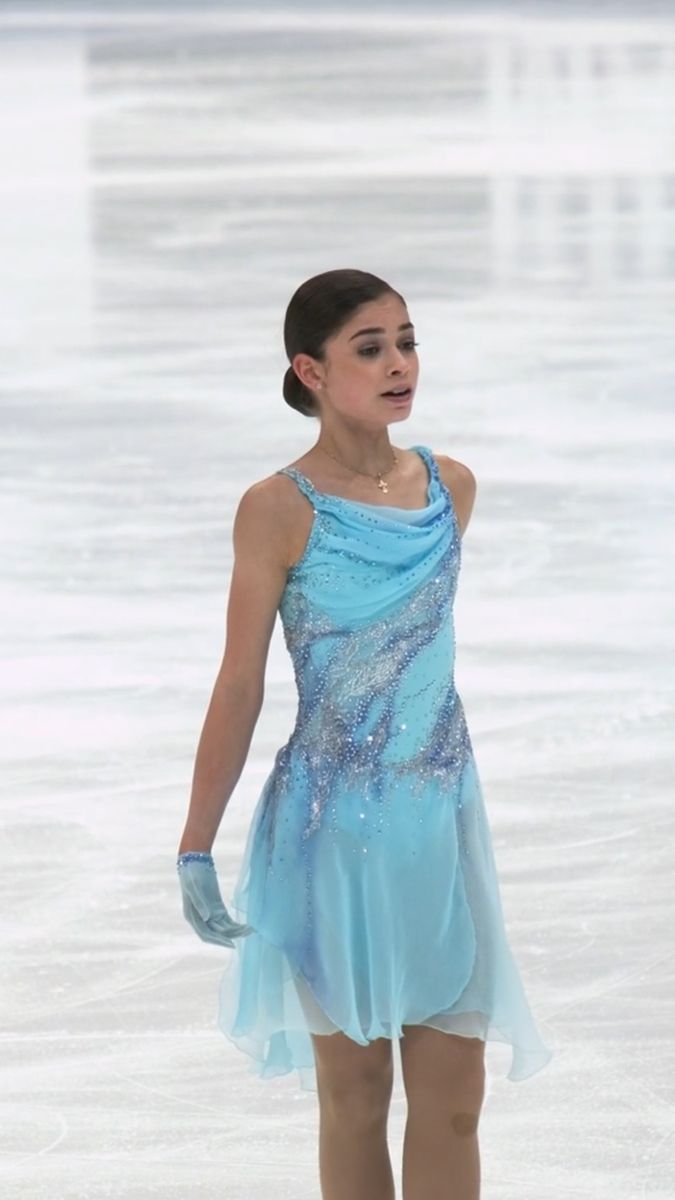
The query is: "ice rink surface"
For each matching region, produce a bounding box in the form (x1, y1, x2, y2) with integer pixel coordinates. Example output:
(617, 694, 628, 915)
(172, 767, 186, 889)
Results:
(1, 2, 674, 1197)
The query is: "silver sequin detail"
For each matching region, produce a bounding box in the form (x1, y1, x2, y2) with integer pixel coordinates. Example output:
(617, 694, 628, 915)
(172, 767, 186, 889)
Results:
(259, 452, 474, 885)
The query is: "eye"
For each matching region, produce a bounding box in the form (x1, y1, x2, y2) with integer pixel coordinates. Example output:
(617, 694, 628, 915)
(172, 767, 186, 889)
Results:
(358, 340, 420, 357)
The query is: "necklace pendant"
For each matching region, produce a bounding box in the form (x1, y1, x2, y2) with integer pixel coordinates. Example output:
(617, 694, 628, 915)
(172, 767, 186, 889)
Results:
(378, 477, 388, 493)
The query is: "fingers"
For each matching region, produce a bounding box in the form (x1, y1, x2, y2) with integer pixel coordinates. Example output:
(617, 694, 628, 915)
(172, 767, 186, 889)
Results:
(188, 892, 251, 936)
(188, 910, 236, 947)
(178, 861, 253, 943)
(185, 905, 254, 946)
(207, 916, 253, 939)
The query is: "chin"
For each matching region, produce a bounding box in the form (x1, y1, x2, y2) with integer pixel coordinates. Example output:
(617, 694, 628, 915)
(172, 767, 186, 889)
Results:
(385, 406, 412, 423)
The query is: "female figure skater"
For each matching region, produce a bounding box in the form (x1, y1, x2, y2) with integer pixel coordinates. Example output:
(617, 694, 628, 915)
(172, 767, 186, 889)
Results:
(177, 268, 552, 1200)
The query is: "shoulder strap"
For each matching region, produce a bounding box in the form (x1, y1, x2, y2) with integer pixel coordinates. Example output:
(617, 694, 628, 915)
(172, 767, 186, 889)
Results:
(276, 466, 318, 503)
(411, 444, 441, 484)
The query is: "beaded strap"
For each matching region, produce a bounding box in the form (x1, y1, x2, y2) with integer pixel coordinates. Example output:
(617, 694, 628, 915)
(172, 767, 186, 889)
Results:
(276, 466, 318, 502)
(412, 444, 439, 484)
(176, 851, 214, 870)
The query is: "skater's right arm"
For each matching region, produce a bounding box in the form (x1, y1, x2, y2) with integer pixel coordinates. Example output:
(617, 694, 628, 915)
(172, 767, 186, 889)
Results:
(177, 477, 297, 855)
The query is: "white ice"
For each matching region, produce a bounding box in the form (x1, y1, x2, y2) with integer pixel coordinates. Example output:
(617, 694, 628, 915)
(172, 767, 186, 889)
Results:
(1, 4, 674, 1198)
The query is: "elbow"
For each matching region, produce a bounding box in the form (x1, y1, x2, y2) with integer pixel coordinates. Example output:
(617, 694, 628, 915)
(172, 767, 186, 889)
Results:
(216, 669, 264, 714)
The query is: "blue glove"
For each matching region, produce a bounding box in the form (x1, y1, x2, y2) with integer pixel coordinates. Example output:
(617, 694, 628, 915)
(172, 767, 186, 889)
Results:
(177, 852, 253, 948)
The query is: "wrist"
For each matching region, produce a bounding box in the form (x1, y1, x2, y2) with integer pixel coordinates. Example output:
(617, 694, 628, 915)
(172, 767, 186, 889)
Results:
(177, 851, 214, 871)
(178, 827, 215, 858)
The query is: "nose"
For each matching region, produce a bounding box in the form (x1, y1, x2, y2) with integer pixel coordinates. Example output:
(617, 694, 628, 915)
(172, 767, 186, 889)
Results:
(388, 347, 409, 373)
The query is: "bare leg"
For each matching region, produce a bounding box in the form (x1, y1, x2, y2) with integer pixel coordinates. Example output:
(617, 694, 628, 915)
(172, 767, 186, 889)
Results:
(400, 1025, 486, 1200)
(311, 1030, 396, 1200)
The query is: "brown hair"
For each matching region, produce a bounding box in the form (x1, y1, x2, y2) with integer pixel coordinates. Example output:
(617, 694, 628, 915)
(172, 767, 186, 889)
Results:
(282, 268, 405, 418)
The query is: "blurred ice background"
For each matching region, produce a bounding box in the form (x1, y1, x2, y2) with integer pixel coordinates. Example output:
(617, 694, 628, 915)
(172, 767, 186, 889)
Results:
(1, 3, 674, 1197)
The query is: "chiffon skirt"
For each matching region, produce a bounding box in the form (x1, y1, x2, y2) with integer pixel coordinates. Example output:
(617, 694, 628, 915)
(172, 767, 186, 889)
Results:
(218, 753, 553, 1091)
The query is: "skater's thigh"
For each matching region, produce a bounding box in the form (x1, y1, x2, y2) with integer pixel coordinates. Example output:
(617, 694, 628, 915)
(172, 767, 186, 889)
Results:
(311, 1030, 394, 1104)
(400, 1024, 485, 1115)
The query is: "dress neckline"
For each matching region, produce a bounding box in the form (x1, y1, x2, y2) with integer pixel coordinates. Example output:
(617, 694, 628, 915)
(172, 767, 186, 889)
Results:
(282, 445, 435, 513)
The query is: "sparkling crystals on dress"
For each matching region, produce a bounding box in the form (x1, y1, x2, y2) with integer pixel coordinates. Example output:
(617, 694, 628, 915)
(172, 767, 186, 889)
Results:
(256, 450, 473, 865)
(217, 445, 554, 1091)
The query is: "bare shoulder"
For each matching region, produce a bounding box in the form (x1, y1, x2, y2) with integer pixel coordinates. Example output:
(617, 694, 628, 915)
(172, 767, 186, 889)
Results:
(430, 452, 477, 538)
(433, 453, 477, 496)
(233, 472, 299, 571)
(217, 473, 298, 694)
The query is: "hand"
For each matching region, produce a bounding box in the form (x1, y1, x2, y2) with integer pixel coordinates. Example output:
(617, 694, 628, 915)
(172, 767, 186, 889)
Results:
(176, 852, 253, 948)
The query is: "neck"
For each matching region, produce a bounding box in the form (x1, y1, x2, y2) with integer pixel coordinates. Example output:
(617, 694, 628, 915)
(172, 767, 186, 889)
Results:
(316, 429, 396, 475)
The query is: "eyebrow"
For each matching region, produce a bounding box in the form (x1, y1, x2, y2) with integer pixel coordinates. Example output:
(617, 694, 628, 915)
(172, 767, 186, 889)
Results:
(349, 322, 414, 341)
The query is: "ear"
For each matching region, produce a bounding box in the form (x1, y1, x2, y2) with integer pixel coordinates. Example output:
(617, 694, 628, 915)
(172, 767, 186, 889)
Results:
(292, 352, 324, 393)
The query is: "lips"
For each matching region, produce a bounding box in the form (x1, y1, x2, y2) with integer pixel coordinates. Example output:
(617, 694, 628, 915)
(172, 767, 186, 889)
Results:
(381, 387, 411, 398)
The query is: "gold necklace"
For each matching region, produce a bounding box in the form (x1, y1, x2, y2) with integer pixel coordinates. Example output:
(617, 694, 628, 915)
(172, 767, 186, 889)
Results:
(317, 443, 399, 494)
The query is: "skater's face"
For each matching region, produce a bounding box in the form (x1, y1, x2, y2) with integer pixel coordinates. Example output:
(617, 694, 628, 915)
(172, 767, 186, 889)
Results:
(293, 293, 419, 424)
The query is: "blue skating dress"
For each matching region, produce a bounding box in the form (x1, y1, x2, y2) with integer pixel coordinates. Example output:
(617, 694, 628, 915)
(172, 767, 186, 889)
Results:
(219, 444, 552, 1091)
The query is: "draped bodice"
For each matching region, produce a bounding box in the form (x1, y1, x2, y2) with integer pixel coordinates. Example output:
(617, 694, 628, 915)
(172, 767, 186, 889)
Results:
(270, 446, 471, 838)
(276, 444, 459, 625)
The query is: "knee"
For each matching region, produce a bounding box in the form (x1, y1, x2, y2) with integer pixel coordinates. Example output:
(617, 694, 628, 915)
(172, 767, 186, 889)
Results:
(444, 1064, 485, 1128)
(450, 1108, 481, 1137)
(317, 1060, 394, 1129)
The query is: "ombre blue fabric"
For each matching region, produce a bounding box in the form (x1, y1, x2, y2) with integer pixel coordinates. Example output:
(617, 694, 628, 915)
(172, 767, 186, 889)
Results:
(218, 444, 552, 1090)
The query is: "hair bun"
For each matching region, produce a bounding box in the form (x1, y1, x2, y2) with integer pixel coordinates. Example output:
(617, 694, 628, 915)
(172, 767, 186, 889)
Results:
(283, 365, 316, 418)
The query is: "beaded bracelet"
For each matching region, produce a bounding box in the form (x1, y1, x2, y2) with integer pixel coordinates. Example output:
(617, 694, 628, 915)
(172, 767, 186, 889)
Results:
(176, 851, 214, 870)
